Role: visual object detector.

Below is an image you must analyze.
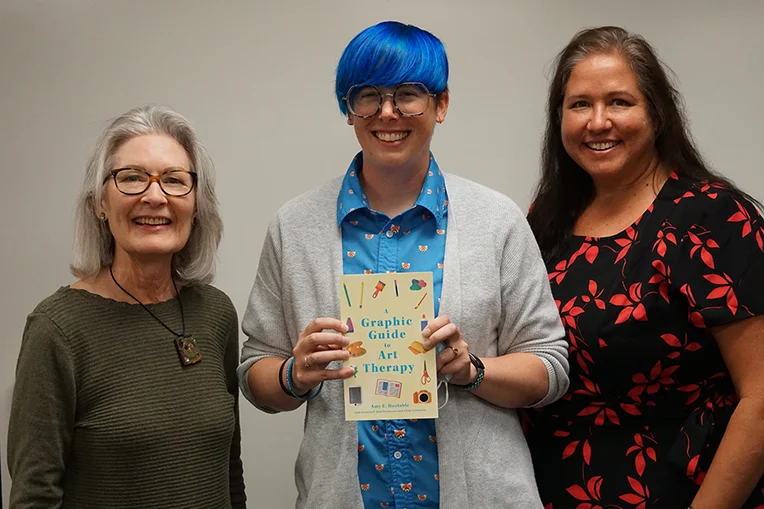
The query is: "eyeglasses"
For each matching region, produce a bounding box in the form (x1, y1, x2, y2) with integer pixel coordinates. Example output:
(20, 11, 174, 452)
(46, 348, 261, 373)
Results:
(343, 82, 436, 118)
(104, 167, 197, 196)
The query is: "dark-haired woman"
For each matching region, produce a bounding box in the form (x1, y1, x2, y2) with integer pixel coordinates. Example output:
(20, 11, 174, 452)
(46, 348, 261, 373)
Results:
(525, 26, 764, 508)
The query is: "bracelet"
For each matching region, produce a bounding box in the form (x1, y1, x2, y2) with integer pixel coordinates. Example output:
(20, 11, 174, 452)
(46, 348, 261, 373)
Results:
(278, 357, 292, 397)
(285, 356, 324, 401)
(452, 368, 484, 391)
(450, 352, 485, 392)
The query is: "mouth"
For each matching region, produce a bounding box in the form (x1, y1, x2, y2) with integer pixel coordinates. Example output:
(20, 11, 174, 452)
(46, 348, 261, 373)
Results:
(585, 140, 621, 151)
(133, 216, 172, 226)
(374, 131, 410, 143)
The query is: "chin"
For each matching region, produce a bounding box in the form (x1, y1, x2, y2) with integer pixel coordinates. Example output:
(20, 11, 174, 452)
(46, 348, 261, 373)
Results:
(128, 244, 185, 259)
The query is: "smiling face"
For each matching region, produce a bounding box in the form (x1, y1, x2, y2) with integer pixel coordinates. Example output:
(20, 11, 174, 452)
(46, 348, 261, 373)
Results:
(99, 134, 195, 265)
(561, 53, 660, 184)
(349, 88, 449, 177)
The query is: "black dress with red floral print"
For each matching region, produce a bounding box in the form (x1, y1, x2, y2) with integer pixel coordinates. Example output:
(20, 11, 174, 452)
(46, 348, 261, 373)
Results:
(524, 174, 764, 509)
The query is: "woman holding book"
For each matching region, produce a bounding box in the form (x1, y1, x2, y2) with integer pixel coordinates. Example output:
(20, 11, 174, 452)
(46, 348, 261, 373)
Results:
(237, 21, 569, 508)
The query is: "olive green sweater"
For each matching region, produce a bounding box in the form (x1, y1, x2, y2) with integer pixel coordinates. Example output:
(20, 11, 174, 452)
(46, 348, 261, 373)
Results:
(8, 285, 246, 509)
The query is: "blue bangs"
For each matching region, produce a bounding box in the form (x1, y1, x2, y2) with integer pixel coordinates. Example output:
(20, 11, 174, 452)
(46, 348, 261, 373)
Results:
(335, 21, 449, 115)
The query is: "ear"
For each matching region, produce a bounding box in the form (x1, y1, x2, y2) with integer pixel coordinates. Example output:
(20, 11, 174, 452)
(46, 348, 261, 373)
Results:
(93, 193, 107, 221)
(435, 90, 450, 124)
(346, 116, 354, 126)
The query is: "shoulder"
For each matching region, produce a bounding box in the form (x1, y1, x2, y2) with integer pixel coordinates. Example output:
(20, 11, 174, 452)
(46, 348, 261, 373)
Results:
(444, 173, 527, 231)
(668, 177, 763, 239)
(272, 177, 343, 225)
(22, 287, 84, 349)
(184, 284, 237, 320)
(30, 286, 87, 323)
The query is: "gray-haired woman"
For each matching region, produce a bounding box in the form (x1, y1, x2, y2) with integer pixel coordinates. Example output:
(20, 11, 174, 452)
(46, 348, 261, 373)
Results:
(8, 105, 246, 509)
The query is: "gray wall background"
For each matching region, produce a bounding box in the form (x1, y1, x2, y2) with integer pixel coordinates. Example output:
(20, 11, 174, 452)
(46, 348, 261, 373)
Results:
(1, 1, 762, 507)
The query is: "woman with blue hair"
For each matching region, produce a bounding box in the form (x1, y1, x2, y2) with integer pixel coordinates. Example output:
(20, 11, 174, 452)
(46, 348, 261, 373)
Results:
(238, 21, 569, 507)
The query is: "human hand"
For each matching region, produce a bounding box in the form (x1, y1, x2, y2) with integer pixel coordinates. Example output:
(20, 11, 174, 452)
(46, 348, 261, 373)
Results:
(421, 314, 475, 386)
(290, 318, 355, 394)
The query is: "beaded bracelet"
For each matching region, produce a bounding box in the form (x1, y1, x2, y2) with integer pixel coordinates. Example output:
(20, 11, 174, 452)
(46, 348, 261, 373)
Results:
(278, 357, 293, 397)
(285, 356, 324, 401)
(452, 368, 484, 391)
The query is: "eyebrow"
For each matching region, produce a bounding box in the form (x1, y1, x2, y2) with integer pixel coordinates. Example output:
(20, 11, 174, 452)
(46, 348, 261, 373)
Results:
(113, 166, 190, 173)
(565, 90, 639, 103)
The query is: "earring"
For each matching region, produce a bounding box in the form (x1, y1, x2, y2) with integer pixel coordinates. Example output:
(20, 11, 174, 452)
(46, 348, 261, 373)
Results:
(99, 212, 107, 222)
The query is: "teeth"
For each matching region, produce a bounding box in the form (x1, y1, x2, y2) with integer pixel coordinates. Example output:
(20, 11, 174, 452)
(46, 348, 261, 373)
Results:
(375, 131, 409, 142)
(587, 141, 619, 151)
(135, 217, 170, 225)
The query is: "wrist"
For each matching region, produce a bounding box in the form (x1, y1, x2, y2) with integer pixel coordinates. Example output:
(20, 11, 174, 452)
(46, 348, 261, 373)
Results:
(287, 358, 311, 396)
(451, 353, 485, 391)
(451, 363, 477, 386)
(285, 357, 324, 401)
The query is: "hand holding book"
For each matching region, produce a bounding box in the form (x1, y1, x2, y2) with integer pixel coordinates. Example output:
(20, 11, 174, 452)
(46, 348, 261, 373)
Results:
(421, 314, 476, 386)
(289, 317, 355, 394)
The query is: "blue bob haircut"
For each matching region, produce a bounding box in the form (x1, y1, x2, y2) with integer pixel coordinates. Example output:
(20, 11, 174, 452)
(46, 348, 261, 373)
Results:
(335, 21, 449, 115)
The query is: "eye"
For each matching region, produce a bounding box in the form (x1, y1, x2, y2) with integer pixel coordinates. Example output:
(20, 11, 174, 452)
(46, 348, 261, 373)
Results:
(611, 98, 631, 107)
(569, 100, 588, 109)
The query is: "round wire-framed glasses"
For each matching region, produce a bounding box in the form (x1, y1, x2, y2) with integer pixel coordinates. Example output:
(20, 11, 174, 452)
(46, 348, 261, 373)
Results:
(343, 82, 436, 118)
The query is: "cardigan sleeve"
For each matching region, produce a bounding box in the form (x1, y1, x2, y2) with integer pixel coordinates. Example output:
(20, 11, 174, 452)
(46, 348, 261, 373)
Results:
(497, 206, 570, 407)
(237, 215, 293, 410)
(8, 312, 76, 509)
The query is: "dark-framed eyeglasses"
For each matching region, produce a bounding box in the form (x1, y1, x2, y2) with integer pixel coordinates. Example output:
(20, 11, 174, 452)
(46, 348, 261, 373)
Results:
(343, 82, 436, 118)
(104, 167, 197, 196)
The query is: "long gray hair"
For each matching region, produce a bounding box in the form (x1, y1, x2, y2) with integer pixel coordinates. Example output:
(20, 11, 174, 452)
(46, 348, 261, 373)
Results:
(71, 105, 222, 285)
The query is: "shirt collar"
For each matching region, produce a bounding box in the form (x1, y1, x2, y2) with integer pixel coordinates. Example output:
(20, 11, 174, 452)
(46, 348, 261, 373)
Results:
(336, 152, 448, 228)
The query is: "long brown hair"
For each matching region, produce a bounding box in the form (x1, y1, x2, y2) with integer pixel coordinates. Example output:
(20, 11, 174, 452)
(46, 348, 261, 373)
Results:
(527, 26, 759, 264)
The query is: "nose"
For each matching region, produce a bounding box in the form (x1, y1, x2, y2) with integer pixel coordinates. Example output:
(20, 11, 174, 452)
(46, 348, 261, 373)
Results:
(587, 104, 611, 132)
(378, 93, 399, 120)
(140, 180, 168, 206)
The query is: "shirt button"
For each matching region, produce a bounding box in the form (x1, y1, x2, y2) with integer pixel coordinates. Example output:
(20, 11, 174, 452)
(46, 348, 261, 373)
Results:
(393, 451, 402, 459)
(386, 230, 395, 238)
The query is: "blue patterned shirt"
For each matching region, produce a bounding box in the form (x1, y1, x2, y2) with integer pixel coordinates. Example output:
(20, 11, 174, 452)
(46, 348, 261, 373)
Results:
(337, 152, 448, 509)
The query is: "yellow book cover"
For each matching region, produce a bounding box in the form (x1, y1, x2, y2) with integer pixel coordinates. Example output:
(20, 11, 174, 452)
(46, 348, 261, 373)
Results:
(340, 272, 438, 421)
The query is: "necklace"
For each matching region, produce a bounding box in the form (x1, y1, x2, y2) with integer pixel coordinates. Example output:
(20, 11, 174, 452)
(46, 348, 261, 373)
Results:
(109, 265, 202, 366)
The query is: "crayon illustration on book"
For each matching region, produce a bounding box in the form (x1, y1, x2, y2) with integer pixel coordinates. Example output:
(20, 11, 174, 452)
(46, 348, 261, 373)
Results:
(340, 271, 438, 420)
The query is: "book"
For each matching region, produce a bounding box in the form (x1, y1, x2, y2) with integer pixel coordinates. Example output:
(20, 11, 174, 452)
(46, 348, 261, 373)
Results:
(340, 272, 438, 421)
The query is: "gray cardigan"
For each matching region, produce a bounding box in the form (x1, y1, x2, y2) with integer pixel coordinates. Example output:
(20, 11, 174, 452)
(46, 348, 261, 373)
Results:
(238, 173, 569, 508)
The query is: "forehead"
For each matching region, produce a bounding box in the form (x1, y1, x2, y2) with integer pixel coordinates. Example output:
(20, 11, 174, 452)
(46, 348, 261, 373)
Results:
(112, 134, 190, 169)
(565, 53, 642, 97)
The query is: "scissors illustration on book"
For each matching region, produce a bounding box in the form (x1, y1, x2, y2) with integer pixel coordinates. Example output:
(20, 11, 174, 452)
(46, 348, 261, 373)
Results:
(421, 360, 431, 385)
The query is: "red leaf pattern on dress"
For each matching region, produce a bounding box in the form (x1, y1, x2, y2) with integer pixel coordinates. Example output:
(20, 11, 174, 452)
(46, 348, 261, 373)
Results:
(703, 272, 738, 315)
(609, 283, 648, 324)
(728, 199, 754, 237)
(530, 177, 764, 507)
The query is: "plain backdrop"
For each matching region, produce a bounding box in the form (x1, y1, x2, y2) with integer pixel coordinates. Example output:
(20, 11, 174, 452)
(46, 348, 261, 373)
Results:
(1, 1, 762, 507)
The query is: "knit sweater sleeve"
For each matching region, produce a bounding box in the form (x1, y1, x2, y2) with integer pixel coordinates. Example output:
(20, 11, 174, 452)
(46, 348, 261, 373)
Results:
(225, 307, 248, 508)
(498, 205, 570, 408)
(237, 215, 293, 410)
(8, 312, 76, 509)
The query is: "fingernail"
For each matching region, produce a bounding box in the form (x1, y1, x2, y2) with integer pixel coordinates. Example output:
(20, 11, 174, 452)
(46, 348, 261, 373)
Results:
(422, 341, 431, 350)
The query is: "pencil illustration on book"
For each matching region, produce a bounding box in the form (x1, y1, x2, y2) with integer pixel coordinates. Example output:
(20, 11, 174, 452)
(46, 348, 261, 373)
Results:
(339, 271, 438, 420)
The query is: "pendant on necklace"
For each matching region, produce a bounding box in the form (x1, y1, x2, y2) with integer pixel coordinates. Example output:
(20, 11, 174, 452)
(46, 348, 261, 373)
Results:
(175, 335, 203, 366)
